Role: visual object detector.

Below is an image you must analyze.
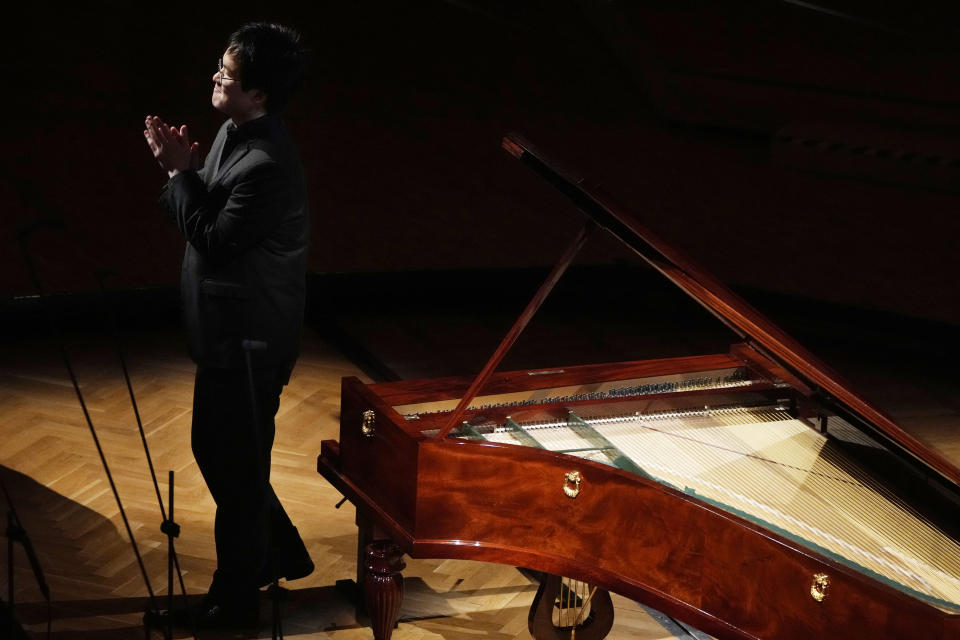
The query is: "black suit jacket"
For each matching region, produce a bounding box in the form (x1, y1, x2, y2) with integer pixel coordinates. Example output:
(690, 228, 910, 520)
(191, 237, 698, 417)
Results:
(160, 116, 309, 371)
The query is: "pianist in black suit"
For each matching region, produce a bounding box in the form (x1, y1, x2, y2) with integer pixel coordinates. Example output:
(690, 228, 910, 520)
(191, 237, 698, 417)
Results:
(143, 22, 313, 628)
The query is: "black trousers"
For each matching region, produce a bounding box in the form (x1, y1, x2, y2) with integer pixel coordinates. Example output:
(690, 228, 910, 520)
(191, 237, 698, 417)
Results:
(191, 364, 299, 598)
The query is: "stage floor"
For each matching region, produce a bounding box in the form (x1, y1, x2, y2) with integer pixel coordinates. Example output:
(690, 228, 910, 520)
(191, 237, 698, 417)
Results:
(1, 297, 958, 638)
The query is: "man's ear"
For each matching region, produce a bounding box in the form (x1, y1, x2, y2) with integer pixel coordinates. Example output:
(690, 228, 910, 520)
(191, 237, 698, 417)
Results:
(252, 89, 268, 109)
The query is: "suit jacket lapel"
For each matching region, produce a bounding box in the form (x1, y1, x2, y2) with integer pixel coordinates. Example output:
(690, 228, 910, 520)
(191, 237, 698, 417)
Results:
(211, 140, 251, 186)
(204, 116, 275, 187)
(200, 122, 228, 185)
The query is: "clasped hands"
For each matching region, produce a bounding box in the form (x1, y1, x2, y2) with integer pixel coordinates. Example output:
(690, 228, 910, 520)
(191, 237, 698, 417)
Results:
(144, 115, 200, 178)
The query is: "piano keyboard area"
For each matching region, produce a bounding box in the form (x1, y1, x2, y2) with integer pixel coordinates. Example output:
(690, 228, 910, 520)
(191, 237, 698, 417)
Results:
(463, 405, 960, 612)
(393, 368, 753, 417)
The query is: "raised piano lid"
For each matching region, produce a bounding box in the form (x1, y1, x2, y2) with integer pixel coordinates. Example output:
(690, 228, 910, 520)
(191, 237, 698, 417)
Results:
(501, 132, 960, 492)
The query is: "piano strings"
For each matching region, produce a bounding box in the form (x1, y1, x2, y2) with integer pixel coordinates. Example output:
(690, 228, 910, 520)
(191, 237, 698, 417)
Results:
(468, 405, 960, 611)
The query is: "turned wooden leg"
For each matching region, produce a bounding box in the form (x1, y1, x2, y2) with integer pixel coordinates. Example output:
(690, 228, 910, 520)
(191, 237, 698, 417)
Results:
(355, 513, 375, 606)
(363, 541, 405, 640)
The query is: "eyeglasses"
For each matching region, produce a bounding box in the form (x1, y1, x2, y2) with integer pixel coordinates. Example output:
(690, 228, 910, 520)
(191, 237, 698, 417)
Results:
(216, 57, 236, 82)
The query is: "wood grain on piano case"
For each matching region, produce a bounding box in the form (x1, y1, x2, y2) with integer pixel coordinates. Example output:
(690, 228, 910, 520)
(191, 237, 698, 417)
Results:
(317, 135, 960, 640)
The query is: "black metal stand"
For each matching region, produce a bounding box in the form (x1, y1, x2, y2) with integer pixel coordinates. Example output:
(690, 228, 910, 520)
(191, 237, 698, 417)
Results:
(0, 597, 30, 640)
(3, 477, 51, 639)
(94, 272, 196, 640)
(6, 512, 12, 626)
(141, 471, 189, 640)
(162, 472, 181, 640)
(16, 222, 193, 638)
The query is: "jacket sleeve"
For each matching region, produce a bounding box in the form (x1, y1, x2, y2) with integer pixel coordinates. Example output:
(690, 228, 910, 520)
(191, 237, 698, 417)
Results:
(159, 157, 289, 264)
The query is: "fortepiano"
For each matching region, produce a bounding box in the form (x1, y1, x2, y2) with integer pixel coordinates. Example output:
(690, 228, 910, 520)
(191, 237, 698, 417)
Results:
(317, 134, 960, 640)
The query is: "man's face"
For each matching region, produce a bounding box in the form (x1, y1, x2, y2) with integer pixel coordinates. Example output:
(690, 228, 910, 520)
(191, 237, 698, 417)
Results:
(212, 50, 265, 124)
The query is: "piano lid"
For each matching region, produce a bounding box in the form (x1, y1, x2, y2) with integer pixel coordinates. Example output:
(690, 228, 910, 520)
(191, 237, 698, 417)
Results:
(501, 132, 960, 492)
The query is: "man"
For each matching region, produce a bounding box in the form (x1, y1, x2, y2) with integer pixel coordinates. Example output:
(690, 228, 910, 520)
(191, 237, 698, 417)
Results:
(143, 22, 313, 628)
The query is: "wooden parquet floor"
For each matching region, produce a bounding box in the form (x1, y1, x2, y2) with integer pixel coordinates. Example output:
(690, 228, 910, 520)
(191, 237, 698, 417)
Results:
(0, 327, 688, 639)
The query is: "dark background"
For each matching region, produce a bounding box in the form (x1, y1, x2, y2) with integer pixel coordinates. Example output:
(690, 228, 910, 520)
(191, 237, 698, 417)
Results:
(3, 5, 960, 634)
(4, 0, 960, 332)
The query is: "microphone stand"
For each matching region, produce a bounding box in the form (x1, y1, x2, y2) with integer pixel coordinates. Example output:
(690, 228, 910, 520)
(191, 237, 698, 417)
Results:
(94, 273, 197, 640)
(16, 222, 162, 633)
(242, 339, 283, 640)
(162, 471, 179, 640)
(2, 474, 50, 640)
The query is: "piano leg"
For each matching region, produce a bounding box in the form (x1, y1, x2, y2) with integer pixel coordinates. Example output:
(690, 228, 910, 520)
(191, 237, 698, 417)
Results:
(356, 513, 374, 607)
(363, 540, 405, 640)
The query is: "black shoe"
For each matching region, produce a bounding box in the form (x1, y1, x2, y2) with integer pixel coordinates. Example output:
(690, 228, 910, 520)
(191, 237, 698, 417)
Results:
(192, 599, 260, 630)
(145, 592, 260, 631)
(257, 529, 314, 587)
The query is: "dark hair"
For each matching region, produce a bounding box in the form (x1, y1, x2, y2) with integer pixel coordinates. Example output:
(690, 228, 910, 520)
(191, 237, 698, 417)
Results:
(227, 22, 305, 113)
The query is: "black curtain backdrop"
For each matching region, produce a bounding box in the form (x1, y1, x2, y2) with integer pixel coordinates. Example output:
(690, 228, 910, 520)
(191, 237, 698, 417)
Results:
(4, 1, 960, 324)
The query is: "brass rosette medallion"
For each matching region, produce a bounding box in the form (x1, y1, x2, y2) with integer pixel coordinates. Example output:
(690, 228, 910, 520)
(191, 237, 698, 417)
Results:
(810, 573, 830, 602)
(563, 471, 582, 499)
(361, 409, 376, 438)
